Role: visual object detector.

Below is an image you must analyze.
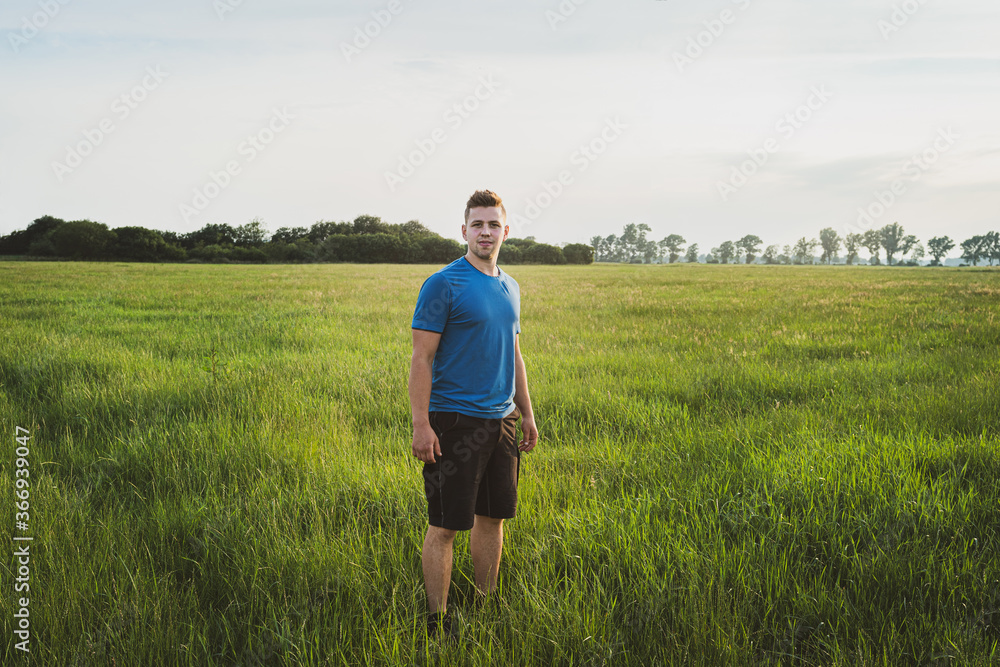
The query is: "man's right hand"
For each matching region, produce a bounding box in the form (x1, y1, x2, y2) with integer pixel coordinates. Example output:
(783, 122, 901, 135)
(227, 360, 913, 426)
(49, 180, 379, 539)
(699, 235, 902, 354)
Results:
(412, 422, 442, 463)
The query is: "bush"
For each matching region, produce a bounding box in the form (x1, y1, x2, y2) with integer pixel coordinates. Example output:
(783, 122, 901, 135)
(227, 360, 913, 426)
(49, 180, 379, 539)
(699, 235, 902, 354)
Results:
(183, 224, 237, 249)
(189, 244, 230, 263)
(161, 243, 188, 261)
(357, 233, 409, 263)
(264, 239, 315, 263)
(498, 244, 522, 265)
(1, 215, 592, 266)
(0, 215, 64, 255)
(523, 243, 566, 264)
(229, 247, 268, 263)
(318, 235, 358, 262)
(113, 226, 171, 261)
(413, 236, 464, 264)
(50, 220, 116, 259)
(27, 235, 57, 257)
(563, 243, 594, 264)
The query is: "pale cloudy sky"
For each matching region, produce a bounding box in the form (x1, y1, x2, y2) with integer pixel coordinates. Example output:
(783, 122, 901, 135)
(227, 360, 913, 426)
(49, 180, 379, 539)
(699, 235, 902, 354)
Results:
(1, 0, 998, 251)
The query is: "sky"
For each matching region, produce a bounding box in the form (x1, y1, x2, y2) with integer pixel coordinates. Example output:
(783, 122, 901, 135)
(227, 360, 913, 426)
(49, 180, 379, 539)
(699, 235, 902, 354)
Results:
(1, 0, 998, 252)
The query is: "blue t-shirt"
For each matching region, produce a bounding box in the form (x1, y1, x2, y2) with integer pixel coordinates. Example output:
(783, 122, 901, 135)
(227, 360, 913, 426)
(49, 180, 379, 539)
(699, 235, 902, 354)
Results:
(411, 256, 521, 419)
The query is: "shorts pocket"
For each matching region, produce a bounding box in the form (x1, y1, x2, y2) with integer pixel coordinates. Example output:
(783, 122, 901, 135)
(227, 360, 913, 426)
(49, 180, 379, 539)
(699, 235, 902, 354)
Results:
(430, 412, 461, 438)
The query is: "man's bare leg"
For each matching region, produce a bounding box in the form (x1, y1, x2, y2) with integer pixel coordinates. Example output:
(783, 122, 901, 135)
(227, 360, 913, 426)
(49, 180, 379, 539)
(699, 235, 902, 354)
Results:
(470, 515, 504, 598)
(422, 526, 458, 614)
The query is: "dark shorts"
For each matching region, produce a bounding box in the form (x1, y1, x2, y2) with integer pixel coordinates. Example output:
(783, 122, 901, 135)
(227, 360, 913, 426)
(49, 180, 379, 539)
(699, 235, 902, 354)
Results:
(423, 408, 521, 531)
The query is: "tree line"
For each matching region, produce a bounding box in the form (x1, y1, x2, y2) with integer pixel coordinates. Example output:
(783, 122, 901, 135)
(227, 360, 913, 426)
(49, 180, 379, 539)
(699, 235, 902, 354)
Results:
(591, 223, 1000, 266)
(5, 214, 995, 267)
(0, 215, 595, 265)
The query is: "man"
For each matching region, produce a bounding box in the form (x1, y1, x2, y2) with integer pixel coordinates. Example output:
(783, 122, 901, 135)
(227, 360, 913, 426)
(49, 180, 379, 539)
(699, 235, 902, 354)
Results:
(409, 189, 538, 636)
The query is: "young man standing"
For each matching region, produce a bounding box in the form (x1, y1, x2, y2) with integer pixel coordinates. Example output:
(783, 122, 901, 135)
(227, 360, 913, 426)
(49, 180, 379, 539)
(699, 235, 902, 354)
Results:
(409, 189, 538, 635)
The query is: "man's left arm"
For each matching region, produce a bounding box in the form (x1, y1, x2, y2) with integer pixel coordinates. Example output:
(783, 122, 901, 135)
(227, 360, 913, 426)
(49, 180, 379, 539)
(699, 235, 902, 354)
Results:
(513, 334, 538, 452)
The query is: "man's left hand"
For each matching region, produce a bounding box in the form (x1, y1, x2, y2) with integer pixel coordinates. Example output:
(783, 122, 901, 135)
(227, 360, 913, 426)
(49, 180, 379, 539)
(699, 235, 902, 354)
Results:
(518, 415, 538, 453)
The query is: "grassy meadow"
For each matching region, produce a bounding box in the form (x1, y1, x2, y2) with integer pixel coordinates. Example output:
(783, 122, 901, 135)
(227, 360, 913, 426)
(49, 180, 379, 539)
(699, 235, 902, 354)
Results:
(1, 261, 999, 666)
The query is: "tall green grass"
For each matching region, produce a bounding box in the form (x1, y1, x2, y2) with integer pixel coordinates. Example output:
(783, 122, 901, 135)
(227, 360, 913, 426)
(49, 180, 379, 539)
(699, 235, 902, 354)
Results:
(1, 262, 998, 665)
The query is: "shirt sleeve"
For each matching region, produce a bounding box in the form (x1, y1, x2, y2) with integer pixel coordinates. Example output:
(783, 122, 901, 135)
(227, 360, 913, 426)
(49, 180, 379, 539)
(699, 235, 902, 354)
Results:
(411, 273, 451, 333)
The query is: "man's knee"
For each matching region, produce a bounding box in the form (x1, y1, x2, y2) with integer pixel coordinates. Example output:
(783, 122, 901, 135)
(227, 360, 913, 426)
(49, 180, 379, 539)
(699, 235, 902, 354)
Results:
(426, 525, 458, 544)
(473, 515, 504, 531)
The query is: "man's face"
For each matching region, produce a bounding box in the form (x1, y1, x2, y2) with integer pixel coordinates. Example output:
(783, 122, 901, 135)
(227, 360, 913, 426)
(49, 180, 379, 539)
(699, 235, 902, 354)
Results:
(463, 206, 508, 261)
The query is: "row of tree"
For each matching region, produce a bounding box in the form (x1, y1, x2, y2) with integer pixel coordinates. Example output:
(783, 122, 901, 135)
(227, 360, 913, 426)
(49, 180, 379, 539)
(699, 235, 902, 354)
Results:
(591, 223, 1000, 266)
(5, 215, 995, 267)
(0, 215, 595, 265)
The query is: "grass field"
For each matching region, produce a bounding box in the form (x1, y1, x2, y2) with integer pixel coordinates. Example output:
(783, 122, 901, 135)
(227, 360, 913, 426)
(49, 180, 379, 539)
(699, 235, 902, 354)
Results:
(1, 261, 998, 666)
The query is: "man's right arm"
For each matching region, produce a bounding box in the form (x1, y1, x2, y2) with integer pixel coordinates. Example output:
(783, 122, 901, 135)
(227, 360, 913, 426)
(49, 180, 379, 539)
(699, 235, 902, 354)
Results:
(409, 328, 442, 463)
